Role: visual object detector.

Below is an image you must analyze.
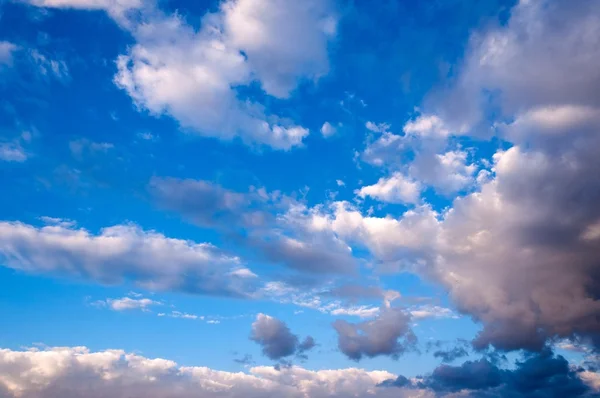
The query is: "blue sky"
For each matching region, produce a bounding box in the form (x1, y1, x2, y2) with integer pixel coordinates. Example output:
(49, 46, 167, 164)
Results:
(1, 0, 600, 397)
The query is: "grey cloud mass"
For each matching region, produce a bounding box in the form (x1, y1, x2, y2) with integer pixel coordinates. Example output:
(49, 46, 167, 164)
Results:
(250, 313, 315, 360)
(333, 307, 416, 361)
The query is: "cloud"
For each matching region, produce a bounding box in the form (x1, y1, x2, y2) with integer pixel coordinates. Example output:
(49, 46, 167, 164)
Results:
(69, 138, 114, 160)
(250, 314, 315, 360)
(0, 141, 27, 162)
(320, 122, 337, 138)
(357, 172, 422, 205)
(0, 345, 428, 398)
(424, 349, 589, 397)
(402, 114, 451, 138)
(22, 0, 143, 26)
(0, 220, 257, 297)
(110, 0, 337, 149)
(94, 296, 162, 312)
(151, 178, 358, 274)
(0, 41, 17, 66)
(432, 345, 469, 364)
(222, 0, 336, 99)
(333, 307, 416, 361)
(339, 0, 600, 353)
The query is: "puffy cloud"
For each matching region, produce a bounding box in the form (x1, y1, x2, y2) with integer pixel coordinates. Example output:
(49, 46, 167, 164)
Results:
(0, 221, 256, 297)
(357, 172, 422, 205)
(222, 0, 335, 98)
(251, 313, 309, 360)
(409, 150, 477, 195)
(343, 0, 600, 353)
(402, 115, 451, 139)
(111, 0, 337, 149)
(0, 346, 431, 398)
(333, 307, 416, 361)
(434, 0, 600, 131)
(320, 121, 337, 137)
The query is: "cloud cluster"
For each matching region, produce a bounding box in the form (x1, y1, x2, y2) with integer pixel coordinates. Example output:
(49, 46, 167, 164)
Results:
(333, 307, 416, 361)
(113, 0, 335, 149)
(0, 220, 256, 297)
(250, 313, 315, 360)
(382, 349, 593, 397)
(0, 346, 427, 398)
(151, 177, 357, 274)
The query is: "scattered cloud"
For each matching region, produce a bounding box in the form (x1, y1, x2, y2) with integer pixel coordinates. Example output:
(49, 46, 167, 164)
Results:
(250, 313, 315, 360)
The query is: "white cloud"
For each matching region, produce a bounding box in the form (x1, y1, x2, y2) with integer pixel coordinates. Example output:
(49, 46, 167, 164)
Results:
(336, 179, 345, 187)
(95, 297, 162, 312)
(403, 114, 451, 138)
(110, 0, 337, 150)
(25, 0, 143, 25)
(365, 121, 390, 133)
(0, 346, 429, 398)
(0, 142, 27, 162)
(357, 173, 422, 205)
(0, 221, 254, 297)
(409, 305, 458, 320)
(228, 267, 258, 278)
(0, 41, 17, 66)
(320, 121, 337, 137)
(222, 0, 336, 98)
(409, 149, 477, 195)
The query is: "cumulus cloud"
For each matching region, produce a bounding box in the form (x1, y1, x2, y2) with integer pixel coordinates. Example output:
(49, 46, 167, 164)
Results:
(333, 307, 416, 361)
(250, 313, 315, 360)
(110, 0, 337, 149)
(320, 121, 337, 137)
(0, 221, 257, 297)
(0, 346, 428, 398)
(335, 0, 600, 353)
(357, 172, 422, 205)
(222, 0, 335, 99)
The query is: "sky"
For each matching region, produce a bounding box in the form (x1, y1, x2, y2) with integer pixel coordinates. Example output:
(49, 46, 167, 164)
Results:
(0, 0, 600, 396)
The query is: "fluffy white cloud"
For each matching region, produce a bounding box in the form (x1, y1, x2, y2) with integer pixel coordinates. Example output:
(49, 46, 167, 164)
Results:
(402, 114, 451, 138)
(0, 221, 256, 297)
(409, 150, 477, 195)
(113, 0, 336, 150)
(321, 121, 337, 137)
(0, 346, 429, 398)
(357, 172, 422, 205)
(222, 0, 335, 98)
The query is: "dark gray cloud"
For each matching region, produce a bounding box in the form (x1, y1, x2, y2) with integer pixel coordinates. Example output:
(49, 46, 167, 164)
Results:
(250, 314, 315, 360)
(380, 349, 591, 397)
(433, 346, 469, 364)
(333, 307, 416, 361)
